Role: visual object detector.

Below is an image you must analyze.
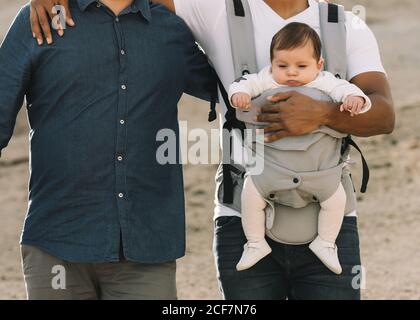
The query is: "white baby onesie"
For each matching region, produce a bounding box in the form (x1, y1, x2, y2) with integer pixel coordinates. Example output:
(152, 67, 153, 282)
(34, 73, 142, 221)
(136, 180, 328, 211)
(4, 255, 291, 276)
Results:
(228, 66, 371, 112)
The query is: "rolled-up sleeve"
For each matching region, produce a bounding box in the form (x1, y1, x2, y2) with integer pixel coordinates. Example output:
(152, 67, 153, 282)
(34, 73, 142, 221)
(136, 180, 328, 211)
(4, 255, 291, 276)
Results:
(0, 6, 32, 156)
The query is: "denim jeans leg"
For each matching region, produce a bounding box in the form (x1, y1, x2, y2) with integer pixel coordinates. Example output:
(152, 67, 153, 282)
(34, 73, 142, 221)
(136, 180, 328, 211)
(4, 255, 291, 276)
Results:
(213, 216, 288, 300)
(286, 217, 362, 300)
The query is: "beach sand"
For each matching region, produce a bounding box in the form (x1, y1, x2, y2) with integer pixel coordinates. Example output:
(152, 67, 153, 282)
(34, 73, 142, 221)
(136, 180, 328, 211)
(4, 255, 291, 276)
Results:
(0, 0, 419, 299)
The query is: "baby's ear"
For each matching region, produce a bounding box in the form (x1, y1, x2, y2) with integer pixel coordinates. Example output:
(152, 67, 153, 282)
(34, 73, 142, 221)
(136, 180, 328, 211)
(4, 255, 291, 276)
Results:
(318, 58, 325, 71)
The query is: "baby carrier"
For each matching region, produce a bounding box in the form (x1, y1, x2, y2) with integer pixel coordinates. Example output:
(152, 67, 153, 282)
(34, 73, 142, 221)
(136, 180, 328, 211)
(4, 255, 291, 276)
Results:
(209, 0, 370, 244)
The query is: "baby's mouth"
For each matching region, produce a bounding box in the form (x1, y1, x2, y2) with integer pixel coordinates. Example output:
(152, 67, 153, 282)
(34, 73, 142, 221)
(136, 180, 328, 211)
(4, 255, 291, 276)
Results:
(286, 80, 302, 86)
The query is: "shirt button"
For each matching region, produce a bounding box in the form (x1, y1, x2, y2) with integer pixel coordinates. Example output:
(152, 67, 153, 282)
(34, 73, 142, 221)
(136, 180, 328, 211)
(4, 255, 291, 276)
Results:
(293, 177, 300, 184)
(120, 119, 125, 125)
(118, 193, 124, 198)
(120, 49, 125, 55)
(117, 155, 123, 161)
(121, 85, 126, 90)
(115, 17, 119, 22)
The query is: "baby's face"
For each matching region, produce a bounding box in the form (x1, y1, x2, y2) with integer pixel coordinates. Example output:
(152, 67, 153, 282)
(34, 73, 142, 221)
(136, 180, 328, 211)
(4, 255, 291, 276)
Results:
(271, 41, 323, 87)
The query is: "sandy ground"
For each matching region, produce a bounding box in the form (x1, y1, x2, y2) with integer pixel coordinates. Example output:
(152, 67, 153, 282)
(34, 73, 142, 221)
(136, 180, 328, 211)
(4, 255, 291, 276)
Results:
(0, 0, 419, 300)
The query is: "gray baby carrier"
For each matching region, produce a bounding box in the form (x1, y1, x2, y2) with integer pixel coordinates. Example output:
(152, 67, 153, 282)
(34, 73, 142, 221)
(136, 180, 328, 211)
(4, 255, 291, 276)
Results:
(208, 0, 370, 244)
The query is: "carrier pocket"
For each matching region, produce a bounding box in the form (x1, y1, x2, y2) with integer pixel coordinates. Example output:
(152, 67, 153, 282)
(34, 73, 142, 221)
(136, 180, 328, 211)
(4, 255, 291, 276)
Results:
(215, 163, 245, 213)
(251, 151, 345, 209)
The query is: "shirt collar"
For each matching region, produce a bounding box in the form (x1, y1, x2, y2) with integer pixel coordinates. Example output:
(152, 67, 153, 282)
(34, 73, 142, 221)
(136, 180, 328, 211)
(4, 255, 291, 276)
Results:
(77, 0, 152, 22)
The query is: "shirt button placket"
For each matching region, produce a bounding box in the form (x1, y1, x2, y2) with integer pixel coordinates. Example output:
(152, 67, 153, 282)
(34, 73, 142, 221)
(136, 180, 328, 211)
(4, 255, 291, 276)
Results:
(114, 15, 128, 227)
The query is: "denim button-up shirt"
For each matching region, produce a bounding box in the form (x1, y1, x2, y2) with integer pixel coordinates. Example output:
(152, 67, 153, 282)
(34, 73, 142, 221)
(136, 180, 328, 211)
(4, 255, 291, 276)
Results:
(0, 0, 216, 263)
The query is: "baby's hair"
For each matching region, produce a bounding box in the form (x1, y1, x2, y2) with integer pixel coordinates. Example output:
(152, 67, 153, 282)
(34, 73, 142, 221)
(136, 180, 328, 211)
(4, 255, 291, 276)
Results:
(270, 22, 322, 62)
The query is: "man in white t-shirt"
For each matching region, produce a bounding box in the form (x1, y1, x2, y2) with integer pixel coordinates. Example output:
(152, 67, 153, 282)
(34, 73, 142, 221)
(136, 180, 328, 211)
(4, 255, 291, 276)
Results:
(30, 0, 395, 300)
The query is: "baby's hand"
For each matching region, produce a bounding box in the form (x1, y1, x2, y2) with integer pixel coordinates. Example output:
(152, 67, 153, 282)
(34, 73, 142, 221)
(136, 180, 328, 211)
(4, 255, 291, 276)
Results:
(231, 92, 252, 109)
(340, 96, 366, 117)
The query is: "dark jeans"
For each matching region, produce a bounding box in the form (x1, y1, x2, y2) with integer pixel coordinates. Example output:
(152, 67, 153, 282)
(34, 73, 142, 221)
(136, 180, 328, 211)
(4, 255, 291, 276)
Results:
(214, 216, 362, 300)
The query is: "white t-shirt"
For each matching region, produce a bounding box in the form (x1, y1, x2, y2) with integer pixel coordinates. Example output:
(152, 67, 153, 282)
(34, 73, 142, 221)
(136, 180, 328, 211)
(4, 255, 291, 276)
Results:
(173, 0, 386, 219)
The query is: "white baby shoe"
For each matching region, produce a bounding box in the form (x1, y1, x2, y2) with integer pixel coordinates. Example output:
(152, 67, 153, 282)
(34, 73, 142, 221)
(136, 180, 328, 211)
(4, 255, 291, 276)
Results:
(309, 235, 342, 275)
(236, 240, 272, 271)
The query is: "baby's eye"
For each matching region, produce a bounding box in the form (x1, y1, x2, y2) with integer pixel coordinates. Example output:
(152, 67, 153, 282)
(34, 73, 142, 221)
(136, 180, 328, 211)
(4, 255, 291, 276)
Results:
(278, 65, 287, 68)
(298, 65, 307, 69)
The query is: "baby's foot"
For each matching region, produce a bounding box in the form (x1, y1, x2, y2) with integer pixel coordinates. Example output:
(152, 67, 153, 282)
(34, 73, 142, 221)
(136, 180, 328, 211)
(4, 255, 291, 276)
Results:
(236, 240, 272, 271)
(309, 235, 342, 275)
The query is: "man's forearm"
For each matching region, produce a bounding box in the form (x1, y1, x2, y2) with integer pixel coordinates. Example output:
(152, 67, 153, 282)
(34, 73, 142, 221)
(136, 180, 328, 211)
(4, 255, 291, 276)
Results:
(322, 71, 396, 137)
(321, 93, 395, 137)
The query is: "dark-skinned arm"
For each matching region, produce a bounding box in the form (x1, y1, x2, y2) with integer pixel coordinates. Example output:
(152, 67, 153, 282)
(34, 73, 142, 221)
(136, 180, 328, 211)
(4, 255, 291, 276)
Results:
(29, 0, 74, 45)
(257, 72, 395, 142)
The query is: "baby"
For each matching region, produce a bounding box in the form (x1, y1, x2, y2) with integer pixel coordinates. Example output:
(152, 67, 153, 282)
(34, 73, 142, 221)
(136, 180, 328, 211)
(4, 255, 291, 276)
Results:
(229, 22, 371, 274)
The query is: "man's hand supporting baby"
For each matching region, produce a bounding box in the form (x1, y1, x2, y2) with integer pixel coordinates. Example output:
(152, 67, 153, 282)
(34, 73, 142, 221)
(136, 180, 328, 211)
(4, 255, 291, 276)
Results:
(253, 91, 329, 142)
(257, 71, 395, 143)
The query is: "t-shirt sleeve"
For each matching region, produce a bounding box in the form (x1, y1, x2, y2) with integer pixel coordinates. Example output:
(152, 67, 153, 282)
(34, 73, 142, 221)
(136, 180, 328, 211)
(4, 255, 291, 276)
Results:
(173, 0, 224, 53)
(345, 11, 386, 81)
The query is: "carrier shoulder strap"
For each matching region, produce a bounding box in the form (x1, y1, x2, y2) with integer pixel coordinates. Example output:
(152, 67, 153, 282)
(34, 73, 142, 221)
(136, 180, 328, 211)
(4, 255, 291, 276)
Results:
(225, 0, 259, 78)
(209, 0, 257, 123)
(320, 3, 369, 192)
(213, 0, 257, 204)
(319, 2, 347, 80)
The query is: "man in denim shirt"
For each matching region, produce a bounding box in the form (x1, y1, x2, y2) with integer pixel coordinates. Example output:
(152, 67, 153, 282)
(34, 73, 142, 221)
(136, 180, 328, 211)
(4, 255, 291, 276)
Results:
(0, 0, 216, 299)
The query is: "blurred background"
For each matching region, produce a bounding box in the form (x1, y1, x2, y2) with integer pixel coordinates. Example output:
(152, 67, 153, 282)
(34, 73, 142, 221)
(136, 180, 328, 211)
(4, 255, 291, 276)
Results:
(0, 0, 419, 299)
